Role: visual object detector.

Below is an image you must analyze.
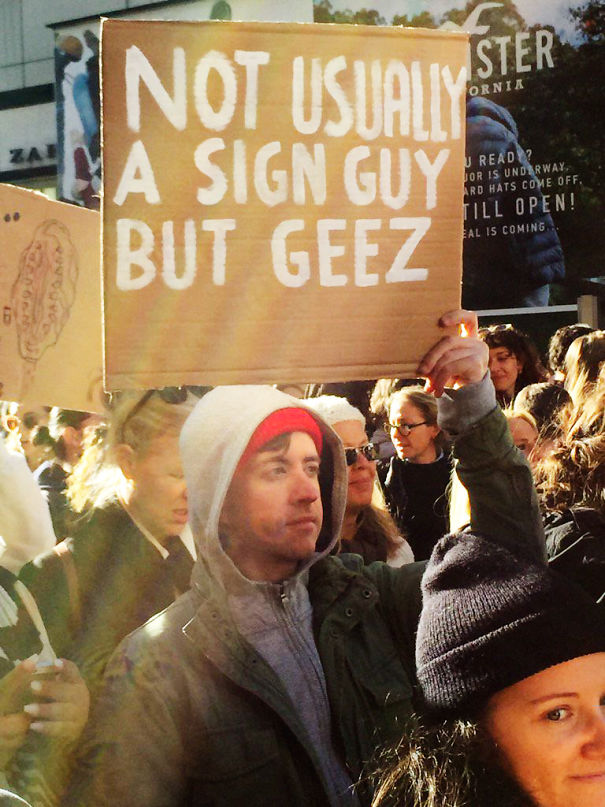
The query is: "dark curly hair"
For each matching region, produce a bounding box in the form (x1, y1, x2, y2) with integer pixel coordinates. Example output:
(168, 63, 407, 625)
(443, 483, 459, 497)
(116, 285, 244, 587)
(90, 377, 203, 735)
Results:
(479, 324, 547, 403)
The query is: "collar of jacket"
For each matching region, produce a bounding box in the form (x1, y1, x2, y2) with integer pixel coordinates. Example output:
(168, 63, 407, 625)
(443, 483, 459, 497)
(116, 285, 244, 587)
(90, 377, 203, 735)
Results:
(183, 582, 258, 666)
(183, 565, 312, 684)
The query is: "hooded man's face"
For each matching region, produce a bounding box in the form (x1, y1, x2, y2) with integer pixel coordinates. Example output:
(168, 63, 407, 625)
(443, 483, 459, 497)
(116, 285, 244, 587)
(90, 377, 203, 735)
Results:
(218, 431, 323, 583)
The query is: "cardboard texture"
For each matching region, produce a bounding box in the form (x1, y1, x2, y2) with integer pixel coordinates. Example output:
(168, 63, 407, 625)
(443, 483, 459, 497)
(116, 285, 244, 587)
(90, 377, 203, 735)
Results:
(0, 184, 104, 412)
(102, 19, 468, 389)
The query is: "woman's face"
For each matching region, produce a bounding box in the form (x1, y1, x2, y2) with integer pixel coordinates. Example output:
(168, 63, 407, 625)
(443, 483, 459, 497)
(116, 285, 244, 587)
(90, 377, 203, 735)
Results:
(508, 416, 538, 461)
(14, 407, 50, 470)
(485, 653, 605, 807)
(127, 432, 189, 541)
(388, 399, 439, 464)
(332, 420, 376, 513)
(488, 346, 523, 397)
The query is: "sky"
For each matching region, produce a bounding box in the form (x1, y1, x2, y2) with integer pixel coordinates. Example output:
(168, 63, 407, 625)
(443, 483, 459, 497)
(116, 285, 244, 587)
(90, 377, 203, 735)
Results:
(320, 0, 583, 45)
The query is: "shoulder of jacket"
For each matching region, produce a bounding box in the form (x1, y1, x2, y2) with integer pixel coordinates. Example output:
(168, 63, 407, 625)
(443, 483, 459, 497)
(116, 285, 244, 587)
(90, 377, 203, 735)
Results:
(568, 506, 605, 536)
(122, 594, 196, 659)
(20, 534, 76, 577)
(313, 553, 365, 578)
(73, 502, 127, 532)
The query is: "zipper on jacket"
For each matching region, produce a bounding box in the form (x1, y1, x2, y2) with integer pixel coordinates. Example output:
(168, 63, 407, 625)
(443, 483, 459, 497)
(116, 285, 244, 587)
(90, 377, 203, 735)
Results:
(279, 582, 288, 605)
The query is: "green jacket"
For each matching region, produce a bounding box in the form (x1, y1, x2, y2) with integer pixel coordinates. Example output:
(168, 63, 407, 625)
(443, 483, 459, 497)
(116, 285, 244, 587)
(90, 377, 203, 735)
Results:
(64, 396, 543, 807)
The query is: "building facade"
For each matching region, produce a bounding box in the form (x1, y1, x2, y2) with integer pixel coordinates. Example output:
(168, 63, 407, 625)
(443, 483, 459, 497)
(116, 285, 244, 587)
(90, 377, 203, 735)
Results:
(0, 0, 311, 200)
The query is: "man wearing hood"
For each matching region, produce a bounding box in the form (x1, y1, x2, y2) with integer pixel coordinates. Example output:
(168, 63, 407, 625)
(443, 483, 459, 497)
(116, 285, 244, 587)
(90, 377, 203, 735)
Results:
(64, 312, 543, 807)
(463, 96, 565, 309)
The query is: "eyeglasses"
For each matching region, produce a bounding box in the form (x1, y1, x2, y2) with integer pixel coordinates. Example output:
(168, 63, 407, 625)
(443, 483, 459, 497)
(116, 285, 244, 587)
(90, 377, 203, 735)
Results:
(344, 443, 379, 466)
(386, 420, 428, 436)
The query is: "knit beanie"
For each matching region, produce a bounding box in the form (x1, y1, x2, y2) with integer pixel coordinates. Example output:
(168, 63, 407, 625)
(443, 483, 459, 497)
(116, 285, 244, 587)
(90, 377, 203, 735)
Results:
(237, 408, 323, 470)
(416, 531, 605, 716)
(304, 395, 366, 427)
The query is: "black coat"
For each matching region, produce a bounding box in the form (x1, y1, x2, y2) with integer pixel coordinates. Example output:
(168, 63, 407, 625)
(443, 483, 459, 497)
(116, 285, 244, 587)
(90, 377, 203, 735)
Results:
(544, 506, 605, 606)
(34, 461, 73, 540)
(0, 567, 43, 677)
(377, 453, 452, 562)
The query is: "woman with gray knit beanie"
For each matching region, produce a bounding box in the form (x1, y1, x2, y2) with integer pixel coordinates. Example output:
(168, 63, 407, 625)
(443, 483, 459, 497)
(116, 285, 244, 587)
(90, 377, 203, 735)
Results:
(372, 531, 605, 807)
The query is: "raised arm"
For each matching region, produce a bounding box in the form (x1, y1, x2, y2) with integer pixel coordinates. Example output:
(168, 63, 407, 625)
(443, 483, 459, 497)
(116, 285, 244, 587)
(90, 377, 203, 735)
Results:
(419, 310, 545, 563)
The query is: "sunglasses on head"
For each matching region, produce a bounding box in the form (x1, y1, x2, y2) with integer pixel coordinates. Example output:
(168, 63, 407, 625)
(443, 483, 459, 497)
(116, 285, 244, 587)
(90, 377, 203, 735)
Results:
(148, 385, 212, 404)
(116, 386, 212, 441)
(344, 443, 379, 466)
(479, 323, 514, 337)
(112, 385, 211, 411)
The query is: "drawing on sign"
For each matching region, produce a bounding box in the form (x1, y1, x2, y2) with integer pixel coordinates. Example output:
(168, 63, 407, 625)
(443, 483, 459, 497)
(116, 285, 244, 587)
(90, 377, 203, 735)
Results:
(10, 219, 79, 397)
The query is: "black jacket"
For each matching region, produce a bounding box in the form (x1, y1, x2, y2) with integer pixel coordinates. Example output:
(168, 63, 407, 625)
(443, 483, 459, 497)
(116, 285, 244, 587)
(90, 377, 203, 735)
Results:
(544, 506, 605, 606)
(377, 453, 452, 562)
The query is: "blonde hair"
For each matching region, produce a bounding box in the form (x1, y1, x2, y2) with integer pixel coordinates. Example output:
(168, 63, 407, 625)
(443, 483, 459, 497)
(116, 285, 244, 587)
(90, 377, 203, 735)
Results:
(370, 379, 404, 419)
(67, 391, 195, 513)
(536, 432, 605, 513)
(560, 362, 605, 441)
(371, 717, 530, 807)
(535, 366, 605, 513)
(503, 407, 538, 433)
(564, 330, 605, 407)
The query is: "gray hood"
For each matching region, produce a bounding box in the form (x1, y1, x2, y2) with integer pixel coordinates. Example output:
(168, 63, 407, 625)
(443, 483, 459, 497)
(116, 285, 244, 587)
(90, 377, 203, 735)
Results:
(179, 385, 348, 591)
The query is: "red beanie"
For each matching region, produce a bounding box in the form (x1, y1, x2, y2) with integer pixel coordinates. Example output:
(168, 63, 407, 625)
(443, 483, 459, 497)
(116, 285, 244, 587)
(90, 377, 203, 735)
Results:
(238, 408, 323, 470)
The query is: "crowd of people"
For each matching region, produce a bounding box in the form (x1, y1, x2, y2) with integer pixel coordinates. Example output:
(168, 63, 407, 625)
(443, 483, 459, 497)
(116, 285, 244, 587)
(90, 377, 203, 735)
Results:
(0, 310, 601, 807)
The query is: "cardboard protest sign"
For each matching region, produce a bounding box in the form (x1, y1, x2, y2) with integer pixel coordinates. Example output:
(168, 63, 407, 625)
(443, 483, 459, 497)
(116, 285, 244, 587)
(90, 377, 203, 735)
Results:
(102, 19, 468, 388)
(0, 184, 104, 412)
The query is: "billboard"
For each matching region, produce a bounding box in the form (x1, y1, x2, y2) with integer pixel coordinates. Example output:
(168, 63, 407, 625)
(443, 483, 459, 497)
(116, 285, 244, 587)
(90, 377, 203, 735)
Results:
(314, 0, 603, 312)
(53, 0, 314, 209)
